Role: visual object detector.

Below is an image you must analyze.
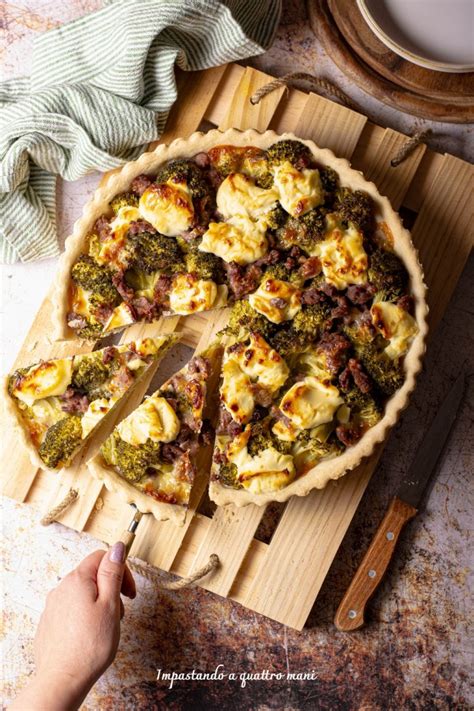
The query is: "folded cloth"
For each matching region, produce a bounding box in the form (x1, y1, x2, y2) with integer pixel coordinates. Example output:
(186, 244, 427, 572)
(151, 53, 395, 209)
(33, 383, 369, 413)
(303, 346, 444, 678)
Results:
(0, 0, 281, 264)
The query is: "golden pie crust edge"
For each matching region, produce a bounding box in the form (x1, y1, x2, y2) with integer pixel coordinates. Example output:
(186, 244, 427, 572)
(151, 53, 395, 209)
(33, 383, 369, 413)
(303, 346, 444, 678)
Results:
(53, 128, 429, 506)
(87, 453, 187, 525)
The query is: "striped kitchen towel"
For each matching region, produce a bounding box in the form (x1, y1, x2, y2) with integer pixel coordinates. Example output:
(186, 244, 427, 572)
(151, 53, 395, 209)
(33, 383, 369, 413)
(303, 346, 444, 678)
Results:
(0, 0, 281, 264)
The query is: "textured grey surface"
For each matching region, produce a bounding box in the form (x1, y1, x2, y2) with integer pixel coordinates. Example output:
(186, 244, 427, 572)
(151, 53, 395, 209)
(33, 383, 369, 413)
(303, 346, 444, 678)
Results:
(1, 1, 473, 708)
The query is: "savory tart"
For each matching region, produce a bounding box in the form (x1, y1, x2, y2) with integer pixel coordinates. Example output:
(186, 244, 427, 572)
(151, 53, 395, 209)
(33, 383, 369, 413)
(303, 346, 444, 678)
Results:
(55, 129, 427, 505)
(5, 337, 178, 472)
(87, 345, 221, 524)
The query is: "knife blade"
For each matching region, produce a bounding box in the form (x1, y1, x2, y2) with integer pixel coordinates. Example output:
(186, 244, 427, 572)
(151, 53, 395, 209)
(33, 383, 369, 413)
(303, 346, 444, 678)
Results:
(334, 372, 466, 632)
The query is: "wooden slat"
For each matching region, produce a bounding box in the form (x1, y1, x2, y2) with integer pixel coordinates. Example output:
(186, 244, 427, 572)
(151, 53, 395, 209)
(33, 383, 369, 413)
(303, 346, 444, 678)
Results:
(295, 93, 367, 160)
(411, 153, 474, 331)
(364, 128, 426, 210)
(243, 451, 383, 629)
(219, 66, 286, 131)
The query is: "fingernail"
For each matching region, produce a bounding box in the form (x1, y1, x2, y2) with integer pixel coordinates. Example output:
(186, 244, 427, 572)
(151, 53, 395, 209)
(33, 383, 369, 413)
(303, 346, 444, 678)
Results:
(109, 541, 125, 564)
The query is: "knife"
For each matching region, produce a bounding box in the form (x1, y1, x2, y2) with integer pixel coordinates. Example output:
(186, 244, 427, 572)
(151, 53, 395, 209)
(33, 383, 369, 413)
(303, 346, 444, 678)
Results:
(334, 372, 465, 632)
(119, 505, 143, 559)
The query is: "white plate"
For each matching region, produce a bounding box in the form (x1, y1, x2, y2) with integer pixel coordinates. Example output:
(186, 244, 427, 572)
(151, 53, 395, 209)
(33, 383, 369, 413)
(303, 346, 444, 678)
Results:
(357, 0, 474, 73)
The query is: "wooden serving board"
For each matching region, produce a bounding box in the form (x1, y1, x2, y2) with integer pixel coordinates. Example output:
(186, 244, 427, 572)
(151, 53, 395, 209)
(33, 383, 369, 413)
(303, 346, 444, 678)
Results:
(308, 0, 474, 123)
(1, 63, 473, 630)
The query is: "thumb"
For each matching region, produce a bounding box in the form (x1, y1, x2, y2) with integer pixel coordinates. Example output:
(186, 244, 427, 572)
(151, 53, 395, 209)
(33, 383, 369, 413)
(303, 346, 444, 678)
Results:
(97, 541, 126, 603)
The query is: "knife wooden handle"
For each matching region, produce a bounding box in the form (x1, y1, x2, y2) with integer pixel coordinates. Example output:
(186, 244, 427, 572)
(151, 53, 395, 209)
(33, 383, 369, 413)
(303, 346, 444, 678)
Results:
(334, 497, 417, 631)
(120, 530, 136, 560)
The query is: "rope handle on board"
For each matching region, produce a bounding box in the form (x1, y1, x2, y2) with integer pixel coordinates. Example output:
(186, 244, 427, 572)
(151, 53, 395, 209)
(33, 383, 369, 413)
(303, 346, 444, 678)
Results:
(250, 72, 432, 167)
(250, 71, 354, 108)
(40, 488, 220, 590)
(40, 487, 78, 526)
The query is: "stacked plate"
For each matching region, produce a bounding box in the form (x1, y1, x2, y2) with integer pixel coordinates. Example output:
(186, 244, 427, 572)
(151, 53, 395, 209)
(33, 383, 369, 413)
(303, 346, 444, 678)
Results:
(357, 0, 474, 73)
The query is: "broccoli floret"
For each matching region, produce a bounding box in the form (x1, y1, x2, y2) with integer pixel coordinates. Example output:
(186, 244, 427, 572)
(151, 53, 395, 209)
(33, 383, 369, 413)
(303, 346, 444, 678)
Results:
(247, 420, 293, 457)
(77, 319, 104, 341)
(296, 429, 344, 458)
(343, 320, 377, 349)
(110, 192, 139, 214)
(216, 462, 240, 488)
(357, 348, 404, 396)
(128, 231, 185, 275)
(266, 205, 288, 230)
(275, 210, 327, 253)
(71, 255, 120, 305)
(39, 416, 83, 469)
(122, 269, 156, 293)
(368, 249, 408, 301)
(335, 188, 374, 234)
(208, 146, 272, 188)
(275, 216, 306, 250)
(342, 387, 381, 428)
(156, 159, 209, 199)
(71, 352, 112, 394)
(343, 322, 404, 396)
(185, 249, 225, 283)
(319, 167, 339, 197)
(101, 431, 161, 483)
(266, 140, 312, 169)
(263, 264, 301, 285)
(268, 324, 306, 358)
(226, 300, 276, 340)
(292, 303, 331, 340)
(300, 208, 327, 241)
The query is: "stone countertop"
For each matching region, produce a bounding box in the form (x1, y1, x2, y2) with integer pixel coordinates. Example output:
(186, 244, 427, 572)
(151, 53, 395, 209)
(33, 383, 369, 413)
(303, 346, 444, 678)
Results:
(1, 2, 473, 709)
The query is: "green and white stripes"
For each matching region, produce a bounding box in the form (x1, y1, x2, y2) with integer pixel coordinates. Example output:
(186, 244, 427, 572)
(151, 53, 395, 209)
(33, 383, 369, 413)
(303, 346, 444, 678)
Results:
(0, 0, 281, 264)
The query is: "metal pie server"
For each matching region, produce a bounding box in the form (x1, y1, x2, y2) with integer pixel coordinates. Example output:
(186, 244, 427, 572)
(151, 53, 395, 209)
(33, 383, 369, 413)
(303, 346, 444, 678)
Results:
(334, 372, 466, 631)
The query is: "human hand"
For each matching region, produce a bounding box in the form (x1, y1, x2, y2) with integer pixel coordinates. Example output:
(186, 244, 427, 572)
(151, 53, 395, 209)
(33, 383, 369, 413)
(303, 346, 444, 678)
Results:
(11, 542, 136, 711)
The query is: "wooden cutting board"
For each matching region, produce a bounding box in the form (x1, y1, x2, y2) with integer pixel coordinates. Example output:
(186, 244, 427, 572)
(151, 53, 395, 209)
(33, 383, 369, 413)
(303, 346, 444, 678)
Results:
(1, 63, 473, 629)
(308, 0, 474, 123)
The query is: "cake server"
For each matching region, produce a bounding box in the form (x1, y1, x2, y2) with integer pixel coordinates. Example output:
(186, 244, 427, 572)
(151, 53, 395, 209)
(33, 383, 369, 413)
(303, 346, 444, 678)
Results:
(334, 372, 465, 631)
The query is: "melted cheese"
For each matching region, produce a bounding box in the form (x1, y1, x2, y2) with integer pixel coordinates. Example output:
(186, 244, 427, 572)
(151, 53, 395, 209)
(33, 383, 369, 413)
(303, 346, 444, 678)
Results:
(116, 396, 180, 445)
(30, 397, 64, 430)
(81, 397, 117, 439)
(230, 333, 289, 393)
(216, 173, 278, 220)
(315, 220, 368, 289)
(228, 441, 295, 493)
(139, 180, 194, 236)
(272, 418, 301, 442)
(248, 278, 301, 324)
(220, 359, 254, 424)
(143, 468, 191, 505)
(103, 302, 135, 333)
(371, 301, 418, 359)
(199, 215, 268, 265)
(71, 285, 90, 318)
(278, 376, 343, 429)
(272, 161, 323, 217)
(95, 206, 141, 269)
(13, 359, 73, 406)
(169, 273, 218, 315)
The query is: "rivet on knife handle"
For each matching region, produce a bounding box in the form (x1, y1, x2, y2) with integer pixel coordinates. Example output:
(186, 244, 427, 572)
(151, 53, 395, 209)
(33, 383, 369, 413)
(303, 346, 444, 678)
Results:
(334, 497, 417, 632)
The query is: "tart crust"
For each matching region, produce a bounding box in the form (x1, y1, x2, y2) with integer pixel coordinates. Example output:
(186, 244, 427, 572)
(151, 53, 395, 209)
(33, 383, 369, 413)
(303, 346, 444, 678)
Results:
(87, 452, 187, 525)
(3, 337, 178, 474)
(53, 129, 428, 505)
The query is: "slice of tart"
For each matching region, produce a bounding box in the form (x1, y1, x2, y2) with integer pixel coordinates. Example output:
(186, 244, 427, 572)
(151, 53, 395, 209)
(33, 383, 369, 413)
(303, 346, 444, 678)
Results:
(5, 336, 178, 472)
(87, 345, 221, 524)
